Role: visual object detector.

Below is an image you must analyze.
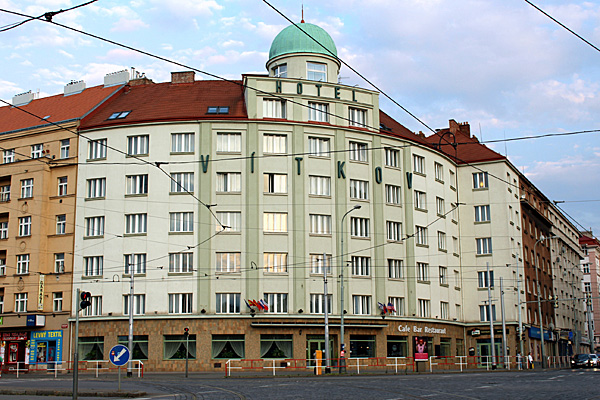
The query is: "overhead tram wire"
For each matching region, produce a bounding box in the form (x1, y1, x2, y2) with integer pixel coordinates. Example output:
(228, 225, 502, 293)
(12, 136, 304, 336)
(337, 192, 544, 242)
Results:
(0, 0, 97, 32)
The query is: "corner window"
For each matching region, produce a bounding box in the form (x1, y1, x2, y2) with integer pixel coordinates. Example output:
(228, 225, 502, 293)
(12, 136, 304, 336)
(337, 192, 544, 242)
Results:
(272, 64, 287, 78)
(307, 62, 326, 82)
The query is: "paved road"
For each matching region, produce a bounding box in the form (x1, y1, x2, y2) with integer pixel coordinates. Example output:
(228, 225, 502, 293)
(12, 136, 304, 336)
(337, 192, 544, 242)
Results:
(0, 369, 599, 399)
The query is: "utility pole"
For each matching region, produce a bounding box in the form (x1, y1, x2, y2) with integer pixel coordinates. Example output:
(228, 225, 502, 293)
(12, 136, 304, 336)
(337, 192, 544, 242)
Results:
(323, 253, 330, 373)
(535, 235, 556, 368)
(516, 254, 524, 361)
(127, 262, 134, 377)
(501, 277, 508, 368)
(73, 288, 80, 400)
(487, 262, 496, 369)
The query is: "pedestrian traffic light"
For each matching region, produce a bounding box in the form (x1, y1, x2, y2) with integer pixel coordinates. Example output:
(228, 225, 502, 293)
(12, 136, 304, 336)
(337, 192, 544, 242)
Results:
(80, 291, 92, 310)
(184, 327, 189, 337)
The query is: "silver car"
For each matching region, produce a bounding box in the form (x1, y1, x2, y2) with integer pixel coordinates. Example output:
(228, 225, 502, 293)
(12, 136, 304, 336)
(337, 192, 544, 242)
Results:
(588, 354, 599, 367)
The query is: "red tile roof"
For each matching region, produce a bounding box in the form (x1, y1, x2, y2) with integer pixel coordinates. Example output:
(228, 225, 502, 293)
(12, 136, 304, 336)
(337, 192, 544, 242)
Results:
(379, 111, 430, 145)
(81, 80, 247, 130)
(0, 85, 123, 134)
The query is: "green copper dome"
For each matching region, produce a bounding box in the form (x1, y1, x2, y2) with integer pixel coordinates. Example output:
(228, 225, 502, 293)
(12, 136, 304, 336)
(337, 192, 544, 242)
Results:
(269, 22, 337, 61)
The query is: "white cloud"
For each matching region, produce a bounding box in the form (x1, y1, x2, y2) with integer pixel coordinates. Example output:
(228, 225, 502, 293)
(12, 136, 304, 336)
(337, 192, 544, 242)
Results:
(149, 0, 222, 17)
(110, 17, 149, 32)
(221, 40, 243, 48)
(58, 49, 74, 58)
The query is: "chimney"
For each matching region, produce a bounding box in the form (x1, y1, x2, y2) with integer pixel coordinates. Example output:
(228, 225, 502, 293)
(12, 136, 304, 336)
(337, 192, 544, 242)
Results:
(171, 71, 195, 84)
(104, 69, 130, 87)
(64, 80, 86, 96)
(12, 90, 35, 106)
(129, 77, 155, 86)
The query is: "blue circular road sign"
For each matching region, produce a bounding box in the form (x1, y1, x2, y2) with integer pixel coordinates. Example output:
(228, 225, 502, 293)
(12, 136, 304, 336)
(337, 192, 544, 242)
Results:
(109, 344, 130, 367)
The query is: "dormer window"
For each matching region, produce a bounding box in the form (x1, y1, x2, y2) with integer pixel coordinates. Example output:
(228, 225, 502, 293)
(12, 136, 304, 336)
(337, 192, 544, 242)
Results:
(207, 106, 230, 114)
(307, 62, 326, 82)
(108, 111, 131, 120)
(273, 64, 287, 78)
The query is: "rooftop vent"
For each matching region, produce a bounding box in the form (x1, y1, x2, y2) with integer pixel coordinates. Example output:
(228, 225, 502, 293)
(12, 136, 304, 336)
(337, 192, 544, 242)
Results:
(104, 69, 130, 87)
(64, 80, 86, 96)
(12, 90, 35, 106)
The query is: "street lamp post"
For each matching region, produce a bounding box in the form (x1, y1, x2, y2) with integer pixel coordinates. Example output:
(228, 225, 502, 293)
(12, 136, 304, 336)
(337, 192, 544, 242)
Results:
(339, 205, 361, 373)
(534, 235, 557, 369)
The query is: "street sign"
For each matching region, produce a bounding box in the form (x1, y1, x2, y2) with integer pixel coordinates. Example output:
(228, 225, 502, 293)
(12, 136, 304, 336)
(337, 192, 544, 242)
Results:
(109, 345, 130, 367)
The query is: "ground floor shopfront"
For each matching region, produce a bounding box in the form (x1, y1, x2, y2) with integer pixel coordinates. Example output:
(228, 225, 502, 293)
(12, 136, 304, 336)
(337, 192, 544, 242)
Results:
(74, 316, 522, 372)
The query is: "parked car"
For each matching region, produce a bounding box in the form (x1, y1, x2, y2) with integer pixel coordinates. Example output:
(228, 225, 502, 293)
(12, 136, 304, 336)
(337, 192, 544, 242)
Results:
(588, 354, 599, 367)
(571, 354, 592, 368)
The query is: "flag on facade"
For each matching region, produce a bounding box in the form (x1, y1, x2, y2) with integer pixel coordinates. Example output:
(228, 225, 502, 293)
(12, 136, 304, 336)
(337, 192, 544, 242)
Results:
(387, 302, 396, 313)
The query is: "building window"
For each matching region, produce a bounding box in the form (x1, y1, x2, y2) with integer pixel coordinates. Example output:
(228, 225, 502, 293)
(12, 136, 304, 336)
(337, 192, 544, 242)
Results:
(449, 170, 456, 188)
(15, 293, 27, 312)
(388, 297, 405, 316)
(439, 266, 448, 285)
(350, 335, 376, 358)
(349, 107, 367, 128)
(82, 296, 102, 316)
(127, 135, 149, 156)
(171, 133, 194, 153)
(413, 154, 425, 174)
(308, 102, 329, 122)
(264, 293, 288, 313)
(309, 214, 332, 235)
(0, 222, 6, 239)
(60, 139, 70, 159)
(216, 133, 241, 152)
(169, 253, 193, 273)
(385, 184, 402, 205)
(272, 64, 287, 78)
(56, 215, 66, 235)
(85, 216, 104, 237)
(479, 305, 497, 322)
(307, 61, 326, 81)
(126, 174, 148, 195)
(53, 292, 63, 312)
(308, 137, 330, 157)
(54, 253, 65, 273)
(123, 294, 146, 315)
(170, 172, 194, 193)
(169, 212, 193, 233)
(78, 337, 104, 360)
(440, 302, 449, 320)
(583, 263, 590, 274)
(212, 334, 244, 359)
(16, 254, 30, 274)
(349, 141, 368, 162)
(386, 221, 402, 242)
(108, 111, 131, 119)
(20, 178, 33, 198)
(350, 217, 370, 238)
(434, 162, 444, 182)
(260, 334, 292, 358)
(473, 172, 489, 189)
(351, 256, 370, 276)
(263, 99, 286, 119)
(31, 144, 43, 159)
(353, 295, 371, 315)
(310, 294, 332, 314)
(216, 293, 240, 314)
(476, 237, 493, 255)
(118, 335, 149, 360)
(124, 253, 146, 274)
(264, 173, 287, 194)
(264, 212, 287, 233)
(436, 197, 445, 216)
(0, 184, 9, 202)
(216, 172, 241, 193)
(18, 216, 31, 237)
(475, 205, 491, 222)
(125, 213, 147, 235)
(418, 299, 430, 318)
(3, 149, 14, 164)
(388, 259, 404, 279)
(387, 336, 408, 357)
(216, 252, 241, 273)
(86, 178, 106, 199)
(478, 270, 494, 288)
(169, 293, 192, 314)
(415, 226, 428, 245)
(438, 231, 446, 251)
(0, 260, 4, 276)
(84, 256, 103, 277)
(164, 334, 196, 360)
(264, 253, 288, 273)
(216, 212, 241, 232)
(263, 134, 287, 153)
(309, 175, 331, 196)
(385, 148, 399, 167)
(414, 190, 426, 210)
(310, 254, 332, 275)
(88, 139, 107, 160)
(417, 262, 429, 281)
(349, 179, 369, 200)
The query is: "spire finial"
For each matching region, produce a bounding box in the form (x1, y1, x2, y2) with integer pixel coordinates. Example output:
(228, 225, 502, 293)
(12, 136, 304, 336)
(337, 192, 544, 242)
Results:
(301, 4, 305, 23)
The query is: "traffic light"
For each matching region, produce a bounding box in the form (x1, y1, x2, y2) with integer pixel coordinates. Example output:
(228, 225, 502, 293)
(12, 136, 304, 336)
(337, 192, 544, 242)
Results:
(80, 291, 92, 310)
(184, 327, 189, 337)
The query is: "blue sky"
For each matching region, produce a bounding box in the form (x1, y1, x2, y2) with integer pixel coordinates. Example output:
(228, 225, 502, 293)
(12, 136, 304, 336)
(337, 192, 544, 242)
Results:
(1, 0, 599, 235)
